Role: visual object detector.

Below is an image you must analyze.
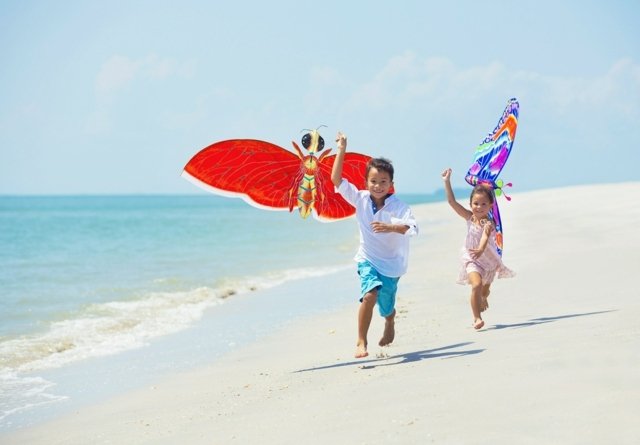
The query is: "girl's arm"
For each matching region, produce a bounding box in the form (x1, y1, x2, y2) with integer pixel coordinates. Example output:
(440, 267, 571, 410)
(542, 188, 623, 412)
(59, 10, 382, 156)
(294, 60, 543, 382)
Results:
(331, 132, 347, 187)
(441, 168, 472, 220)
(470, 222, 492, 258)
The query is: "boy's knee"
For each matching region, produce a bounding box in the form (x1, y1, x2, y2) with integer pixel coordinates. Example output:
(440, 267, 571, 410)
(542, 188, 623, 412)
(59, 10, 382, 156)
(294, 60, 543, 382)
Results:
(362, 290, 378, 305)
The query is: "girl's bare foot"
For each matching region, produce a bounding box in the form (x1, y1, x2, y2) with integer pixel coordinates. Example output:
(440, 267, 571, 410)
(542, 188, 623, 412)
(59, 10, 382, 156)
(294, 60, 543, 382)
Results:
(379, 318, 395, 347)
(473, 318, 485, 330)
(481, 288, 491, 312)
(355, 341, 368, 358)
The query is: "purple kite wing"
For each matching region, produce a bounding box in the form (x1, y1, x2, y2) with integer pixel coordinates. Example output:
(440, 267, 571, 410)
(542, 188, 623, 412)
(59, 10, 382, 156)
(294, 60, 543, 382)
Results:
(491, 200, 504, 257)
(466, 98, 519, 186)
(465, 98, 520, 256)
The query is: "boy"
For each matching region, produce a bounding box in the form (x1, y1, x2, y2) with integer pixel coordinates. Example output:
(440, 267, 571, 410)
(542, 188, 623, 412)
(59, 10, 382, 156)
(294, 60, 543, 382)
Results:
(331, 132, 418, 358)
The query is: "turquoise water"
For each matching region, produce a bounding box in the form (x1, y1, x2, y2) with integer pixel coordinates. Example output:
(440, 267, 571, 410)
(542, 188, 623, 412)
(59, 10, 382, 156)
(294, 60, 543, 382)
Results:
(0, 195, 356, 338)
(0, 194, 437, 429)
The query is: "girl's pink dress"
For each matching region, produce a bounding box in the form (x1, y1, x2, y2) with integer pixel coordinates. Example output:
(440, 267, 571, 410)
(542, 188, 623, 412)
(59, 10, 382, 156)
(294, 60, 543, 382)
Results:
(457, 217, 515, 285)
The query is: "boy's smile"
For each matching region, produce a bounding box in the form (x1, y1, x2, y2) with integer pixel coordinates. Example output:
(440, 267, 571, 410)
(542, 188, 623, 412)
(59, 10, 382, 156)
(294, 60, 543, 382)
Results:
(367, 167, 393, 207)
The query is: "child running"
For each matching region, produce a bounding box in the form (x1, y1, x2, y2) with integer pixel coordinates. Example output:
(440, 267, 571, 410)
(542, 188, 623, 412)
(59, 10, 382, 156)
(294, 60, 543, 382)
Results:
(332, 131, 418, 358)
(441, 168, 515, 329)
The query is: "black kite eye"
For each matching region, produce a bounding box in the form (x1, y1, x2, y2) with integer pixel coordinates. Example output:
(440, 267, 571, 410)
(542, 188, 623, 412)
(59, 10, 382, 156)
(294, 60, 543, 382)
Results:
(301, 133, 311, 149)
(317, 136, 325, 151)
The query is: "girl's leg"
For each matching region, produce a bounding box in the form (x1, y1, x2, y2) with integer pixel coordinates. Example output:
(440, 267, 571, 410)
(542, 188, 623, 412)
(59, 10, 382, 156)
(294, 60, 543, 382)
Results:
(467, 272, 484, 329)
(356, 289, 377, 358)
(481, 284, 491, 312)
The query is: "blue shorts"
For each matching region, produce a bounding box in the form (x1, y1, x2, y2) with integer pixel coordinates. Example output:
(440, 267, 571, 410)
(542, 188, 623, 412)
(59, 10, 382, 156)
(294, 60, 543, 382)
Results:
(357, 260, 400, 318)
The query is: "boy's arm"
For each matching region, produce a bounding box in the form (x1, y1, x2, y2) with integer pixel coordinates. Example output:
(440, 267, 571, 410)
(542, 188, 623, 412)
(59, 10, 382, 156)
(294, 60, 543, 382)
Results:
(371, 207, 418, 235)
(331, 132, 347, 187)
(370, 221, 410, 234)
(442, 168, 472, 220)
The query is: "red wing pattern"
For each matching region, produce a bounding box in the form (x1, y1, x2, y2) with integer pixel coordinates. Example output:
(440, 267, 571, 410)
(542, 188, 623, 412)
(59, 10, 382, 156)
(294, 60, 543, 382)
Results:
(316, 153, 371, 221)
(182, 139, 303, 210)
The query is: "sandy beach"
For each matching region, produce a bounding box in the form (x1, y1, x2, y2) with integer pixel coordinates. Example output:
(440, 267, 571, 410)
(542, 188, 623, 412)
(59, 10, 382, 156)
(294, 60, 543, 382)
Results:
(2, 182, 639, 445)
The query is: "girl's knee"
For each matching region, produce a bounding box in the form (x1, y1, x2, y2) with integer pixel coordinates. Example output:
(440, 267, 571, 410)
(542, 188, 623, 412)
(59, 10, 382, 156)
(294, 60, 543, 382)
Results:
(470, 282, 483, 292)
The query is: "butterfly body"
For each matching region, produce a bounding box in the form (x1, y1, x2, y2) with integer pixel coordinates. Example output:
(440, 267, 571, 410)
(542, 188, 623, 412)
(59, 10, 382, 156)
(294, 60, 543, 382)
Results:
(182, 130, 370, 222)
(290, 146, 328, 218)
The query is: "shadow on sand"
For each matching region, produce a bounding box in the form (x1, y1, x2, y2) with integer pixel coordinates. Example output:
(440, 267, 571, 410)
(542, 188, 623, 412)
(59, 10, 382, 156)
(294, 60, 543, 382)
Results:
(294, 342, 484, 373)
(485, 309, 616, 331)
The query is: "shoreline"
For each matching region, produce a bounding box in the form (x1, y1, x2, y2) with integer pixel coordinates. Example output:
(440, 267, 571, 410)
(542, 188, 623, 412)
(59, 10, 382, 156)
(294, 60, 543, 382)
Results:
(0, 266, 357, 432)
(2, 183, 639, 444)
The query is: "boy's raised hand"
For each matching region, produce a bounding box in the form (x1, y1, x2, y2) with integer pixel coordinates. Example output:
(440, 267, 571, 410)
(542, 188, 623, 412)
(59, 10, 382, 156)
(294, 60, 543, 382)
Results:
(335, 131, 347, 152)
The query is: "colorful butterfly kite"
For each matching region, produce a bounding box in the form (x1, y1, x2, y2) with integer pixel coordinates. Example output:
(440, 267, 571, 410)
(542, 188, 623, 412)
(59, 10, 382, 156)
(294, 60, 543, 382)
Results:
(465, 98, 519, 256)
(182, 129, 371, 222)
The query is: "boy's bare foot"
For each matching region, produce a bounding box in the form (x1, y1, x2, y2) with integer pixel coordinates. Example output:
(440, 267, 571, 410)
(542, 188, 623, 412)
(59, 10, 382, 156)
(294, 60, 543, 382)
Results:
(355, 341, 368, 358)
(379, 319, 395, 347)
(473, 318, 485, 330)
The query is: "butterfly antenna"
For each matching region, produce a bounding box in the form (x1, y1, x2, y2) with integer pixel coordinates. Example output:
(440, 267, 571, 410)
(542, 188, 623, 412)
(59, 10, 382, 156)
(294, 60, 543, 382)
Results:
(499, 182, 513, 201)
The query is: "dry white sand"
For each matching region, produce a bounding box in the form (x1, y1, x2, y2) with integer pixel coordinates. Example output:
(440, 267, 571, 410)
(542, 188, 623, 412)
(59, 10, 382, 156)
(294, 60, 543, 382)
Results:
(3, 182, 639, 445)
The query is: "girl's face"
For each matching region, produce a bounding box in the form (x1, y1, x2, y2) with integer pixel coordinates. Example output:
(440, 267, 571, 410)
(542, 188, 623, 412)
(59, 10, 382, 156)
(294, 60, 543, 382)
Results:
(470, 192, 493, 220)
(366, 167, 393, 201)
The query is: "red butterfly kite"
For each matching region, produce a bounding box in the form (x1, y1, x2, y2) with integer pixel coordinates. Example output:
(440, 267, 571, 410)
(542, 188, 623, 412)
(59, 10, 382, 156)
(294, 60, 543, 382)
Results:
(182, 130, 371, 222)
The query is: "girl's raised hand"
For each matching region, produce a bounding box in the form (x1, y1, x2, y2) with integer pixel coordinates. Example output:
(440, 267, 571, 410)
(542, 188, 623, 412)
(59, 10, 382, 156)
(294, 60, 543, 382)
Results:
(441, 168, 452, 182)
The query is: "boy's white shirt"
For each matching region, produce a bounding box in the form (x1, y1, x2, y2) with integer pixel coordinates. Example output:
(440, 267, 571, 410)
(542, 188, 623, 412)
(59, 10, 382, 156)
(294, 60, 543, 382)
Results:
(336, 178, 418, 277)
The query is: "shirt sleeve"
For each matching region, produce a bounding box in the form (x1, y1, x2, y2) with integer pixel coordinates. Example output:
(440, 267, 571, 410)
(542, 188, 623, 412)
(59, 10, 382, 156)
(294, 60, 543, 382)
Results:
(390, 206, 418, 236)
(335, 178, 359, 207)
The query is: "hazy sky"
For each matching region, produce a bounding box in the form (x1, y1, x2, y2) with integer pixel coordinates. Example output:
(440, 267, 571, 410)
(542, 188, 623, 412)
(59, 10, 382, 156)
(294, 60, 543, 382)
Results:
(1, 0, 638, 195)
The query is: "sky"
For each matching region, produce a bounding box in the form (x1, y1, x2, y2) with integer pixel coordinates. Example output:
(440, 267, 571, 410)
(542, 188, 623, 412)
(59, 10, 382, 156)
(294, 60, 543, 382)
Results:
(1, 0, 639, 195)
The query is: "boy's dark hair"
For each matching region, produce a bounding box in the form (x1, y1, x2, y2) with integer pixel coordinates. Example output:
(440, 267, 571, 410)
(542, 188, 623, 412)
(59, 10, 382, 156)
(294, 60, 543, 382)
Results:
(469, 184, 495, 204)
(366, 157, 394, 181)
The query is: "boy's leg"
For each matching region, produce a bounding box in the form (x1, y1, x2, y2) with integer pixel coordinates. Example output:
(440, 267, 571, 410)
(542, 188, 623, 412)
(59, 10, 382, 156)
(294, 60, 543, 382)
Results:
(468, 272, 484, 329)
(379, 309, 396, 347)
(375, 275, 399, 347)
(356, 289, 377, 358)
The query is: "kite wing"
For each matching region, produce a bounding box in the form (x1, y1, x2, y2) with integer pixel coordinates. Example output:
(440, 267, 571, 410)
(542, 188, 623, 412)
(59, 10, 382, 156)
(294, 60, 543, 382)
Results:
(182, 139, 303, 211)
(315, 152, 371, 221)
(465, 98, 520, 255)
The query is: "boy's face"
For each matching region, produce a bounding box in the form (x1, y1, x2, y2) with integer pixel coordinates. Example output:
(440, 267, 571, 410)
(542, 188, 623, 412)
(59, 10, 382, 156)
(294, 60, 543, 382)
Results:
(366, 167, 393, 200)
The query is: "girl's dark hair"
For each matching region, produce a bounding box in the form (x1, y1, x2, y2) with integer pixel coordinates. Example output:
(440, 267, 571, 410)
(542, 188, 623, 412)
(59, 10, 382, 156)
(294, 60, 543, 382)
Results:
(366, 157, 394, 181)
(470, 184, 495, 204)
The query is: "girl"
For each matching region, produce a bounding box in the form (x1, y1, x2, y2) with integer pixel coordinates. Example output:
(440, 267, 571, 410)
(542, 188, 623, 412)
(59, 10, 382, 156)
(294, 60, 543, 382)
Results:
(441, 168, 515, 329)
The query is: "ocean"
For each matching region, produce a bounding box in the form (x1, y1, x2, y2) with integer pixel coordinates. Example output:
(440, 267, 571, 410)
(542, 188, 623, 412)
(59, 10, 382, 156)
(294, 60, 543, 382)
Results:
(0, 193, 436, 431)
